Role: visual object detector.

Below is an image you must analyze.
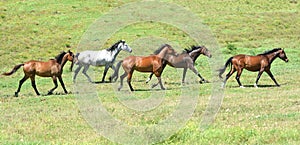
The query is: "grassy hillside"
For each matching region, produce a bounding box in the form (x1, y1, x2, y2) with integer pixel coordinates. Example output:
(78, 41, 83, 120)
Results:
(1, 0, 299, 144)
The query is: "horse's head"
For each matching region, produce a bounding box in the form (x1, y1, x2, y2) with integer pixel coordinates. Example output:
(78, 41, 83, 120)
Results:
(198, 46, 212, 58)
(117, 40, 132, 53)
(66, 50, 74, 62)
(187, 45, 212, 60)
(166, 46, 178, 56)
(277, 48, 289, 62)
(66, 50, 75, 71)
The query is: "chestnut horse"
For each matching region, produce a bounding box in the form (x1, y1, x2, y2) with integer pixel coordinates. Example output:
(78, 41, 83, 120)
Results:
(117, 44, 177, 91)
(219, 48, 288, 88)
(145, 45, 212, 84)
(2, 50, 74, 97)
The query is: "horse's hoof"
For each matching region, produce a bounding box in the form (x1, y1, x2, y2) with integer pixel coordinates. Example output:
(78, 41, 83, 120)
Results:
(254, 84, 258, 88)
(14, 92, 18, 97)
(276, 84, 281, 87)
(161, 87, 166, 90)
(151, 84, 158, 88)
(145, 78, 151, 84)
(47, 92, 53, 95)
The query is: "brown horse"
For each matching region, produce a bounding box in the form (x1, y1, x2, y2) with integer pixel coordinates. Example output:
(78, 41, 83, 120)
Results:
(219, 48, 288, 88)
(145, 45, 212, 84)
(2, 50, 74, 97)
(117, 44, 177, 91)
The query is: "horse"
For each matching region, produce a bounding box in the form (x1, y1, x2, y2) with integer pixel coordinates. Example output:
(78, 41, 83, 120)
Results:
(117, 44, 178, 91)
(218, 48, 289, 88)
(145, 45, 212, 84)
(73, 40, 132, 83)
(2, 50, 74, 97)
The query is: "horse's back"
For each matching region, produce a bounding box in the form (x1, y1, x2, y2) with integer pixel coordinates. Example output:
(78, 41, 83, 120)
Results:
(123, 55, 159, 72)
(23, 60, 59, 77)
(232, 54, 268, 71)
(78, 50, 112, 66)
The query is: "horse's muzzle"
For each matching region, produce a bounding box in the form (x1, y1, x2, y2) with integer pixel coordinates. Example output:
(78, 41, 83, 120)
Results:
(285, 59, 289, 62)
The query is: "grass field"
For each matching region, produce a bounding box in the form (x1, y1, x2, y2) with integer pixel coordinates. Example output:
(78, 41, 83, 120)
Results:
(1, 0, 300, 144)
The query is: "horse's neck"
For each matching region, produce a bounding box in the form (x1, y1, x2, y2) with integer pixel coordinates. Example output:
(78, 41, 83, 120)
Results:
(109, 49, 121, 61)
(59, 55, 69, 69)
(189, 51, 201, 62)
(157, 48, 168, 58)
(266, 52, 279, 63)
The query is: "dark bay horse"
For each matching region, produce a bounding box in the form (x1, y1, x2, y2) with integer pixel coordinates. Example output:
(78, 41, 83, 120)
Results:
(117, 44, 177, 91)
(146, 45, 212, 84)
(219, 48, 288, 88)
(2, 50, 74, 97)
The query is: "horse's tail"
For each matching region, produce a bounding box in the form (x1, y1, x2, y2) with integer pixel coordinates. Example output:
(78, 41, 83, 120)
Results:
(218, 57, 233, 79)
(110, 60, 123, 81)
(2, 64, 24, 76)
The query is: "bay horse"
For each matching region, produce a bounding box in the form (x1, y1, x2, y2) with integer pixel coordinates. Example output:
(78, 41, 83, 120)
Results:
(2, 50, 74, 97)
(145, 45, 212, 84)
(73, 40, 132, 83)
(218, 48, 288, 88)
(117, 44, 178, 91)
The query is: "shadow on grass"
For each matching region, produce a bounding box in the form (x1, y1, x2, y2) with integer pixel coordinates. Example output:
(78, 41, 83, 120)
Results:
(227, 83, 287, 88)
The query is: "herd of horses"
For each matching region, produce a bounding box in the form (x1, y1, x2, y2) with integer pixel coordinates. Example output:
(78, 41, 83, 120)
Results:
(1, 40, 289, 97)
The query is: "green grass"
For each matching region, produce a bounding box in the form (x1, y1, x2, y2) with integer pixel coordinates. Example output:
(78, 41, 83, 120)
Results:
(1, 0, 300, 144)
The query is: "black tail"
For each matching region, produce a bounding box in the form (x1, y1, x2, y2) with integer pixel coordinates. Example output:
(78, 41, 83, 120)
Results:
(110, 60, 123, 81)
(218, 57, 233, 79)
(2, 64, 24, 76)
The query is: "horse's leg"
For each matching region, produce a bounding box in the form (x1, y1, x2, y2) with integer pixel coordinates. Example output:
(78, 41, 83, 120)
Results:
(254, 69, 265, 88)
(29, 75, 40, 96)
(73, 64, 82, 83)
(235, 68, 244, 88)
(82, 65, 92, 82)
(109, 65, 116, 82)
(265, 69, 280, 87)
(222, 68, 236, 88)
(101, 64, 110, 83)
(154, 72, 165, 90)
(188, 63, 207, 83)
(48, 76, 58, 95)
(127, 71, 134, 91)
(15, 75, 29, 97)
(118, 72, 127, 91)
(58, 76, 68, 94)
(146, 73, 154, 84)
(182, 68, 188, 84)
(157, 76, 165, 90)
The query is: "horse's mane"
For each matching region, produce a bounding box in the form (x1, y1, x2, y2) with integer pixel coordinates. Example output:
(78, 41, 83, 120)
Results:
(153, 44, 172, 54)
(183, 45, 202, 54)
(106, 40, 124, 51)
(55, 51, 67, 64)
(259, 48, 282, 55)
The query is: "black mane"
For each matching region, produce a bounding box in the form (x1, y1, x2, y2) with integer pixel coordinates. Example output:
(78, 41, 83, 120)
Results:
(184, 45, 202, 54)
(107, 40, 124, 51)
(260, 48, 282, 55)
(55, 51, 67, 64)
(153, 44, 172, 54)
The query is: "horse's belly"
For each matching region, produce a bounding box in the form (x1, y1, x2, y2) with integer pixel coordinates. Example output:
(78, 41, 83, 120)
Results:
(245, 66, 260, 72)
(135, 66, 153, 72)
